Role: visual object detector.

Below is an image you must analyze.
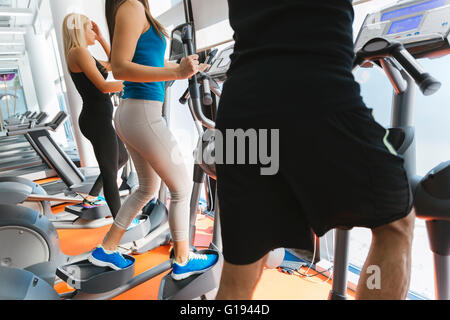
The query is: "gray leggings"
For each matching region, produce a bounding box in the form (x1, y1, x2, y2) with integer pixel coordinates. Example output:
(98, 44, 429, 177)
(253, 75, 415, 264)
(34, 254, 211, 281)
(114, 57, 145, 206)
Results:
(113, 98, 191, 242)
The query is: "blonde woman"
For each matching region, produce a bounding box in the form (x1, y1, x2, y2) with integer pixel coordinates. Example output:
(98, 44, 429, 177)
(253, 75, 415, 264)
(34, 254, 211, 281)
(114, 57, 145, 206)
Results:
(63, 14, 130, 219)
(87, 0, 217, 280)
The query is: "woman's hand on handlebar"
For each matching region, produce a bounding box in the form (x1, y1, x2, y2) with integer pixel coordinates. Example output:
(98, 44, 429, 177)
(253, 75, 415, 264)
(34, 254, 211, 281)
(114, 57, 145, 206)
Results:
(177, 55, 210, 79)
(198, 63, 210, 73)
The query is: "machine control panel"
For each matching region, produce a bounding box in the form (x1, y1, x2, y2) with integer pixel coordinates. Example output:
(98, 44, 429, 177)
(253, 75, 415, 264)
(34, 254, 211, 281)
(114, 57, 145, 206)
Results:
(355, 0, 450, 54)
(207, 45, 234, 81)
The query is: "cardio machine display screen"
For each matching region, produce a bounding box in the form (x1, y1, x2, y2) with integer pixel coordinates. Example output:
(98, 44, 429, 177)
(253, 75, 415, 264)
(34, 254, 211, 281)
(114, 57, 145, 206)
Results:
(381, 0, 445, 21)
(217, 48, 233, 68)
(387, 15, 423, 34)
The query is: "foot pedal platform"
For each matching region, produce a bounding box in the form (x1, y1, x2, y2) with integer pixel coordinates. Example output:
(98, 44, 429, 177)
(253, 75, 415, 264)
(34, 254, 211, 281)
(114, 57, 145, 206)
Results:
(158, 245, 223, 300)
(120, 214, 152, 245)
(65, 204, 111, 220)
(56, 256, 135, 294)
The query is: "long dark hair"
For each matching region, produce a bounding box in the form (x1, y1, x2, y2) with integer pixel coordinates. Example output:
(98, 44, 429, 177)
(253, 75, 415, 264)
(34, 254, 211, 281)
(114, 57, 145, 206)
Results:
(105, 0, 168, 52)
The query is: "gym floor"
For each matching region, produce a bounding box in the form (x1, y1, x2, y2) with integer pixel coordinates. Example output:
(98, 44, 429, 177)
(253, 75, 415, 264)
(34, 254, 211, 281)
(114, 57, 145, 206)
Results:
(50, 202, 356, 300)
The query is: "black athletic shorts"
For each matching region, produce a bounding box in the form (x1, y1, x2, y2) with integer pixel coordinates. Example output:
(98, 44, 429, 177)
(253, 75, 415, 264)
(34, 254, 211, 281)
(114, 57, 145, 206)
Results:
(216, 105, 413, 266)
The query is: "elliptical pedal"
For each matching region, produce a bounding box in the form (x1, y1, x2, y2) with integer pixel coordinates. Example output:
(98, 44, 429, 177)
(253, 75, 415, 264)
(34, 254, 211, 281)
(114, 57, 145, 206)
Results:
(56, 256, 136, 294)
(158, 245, 223, 300)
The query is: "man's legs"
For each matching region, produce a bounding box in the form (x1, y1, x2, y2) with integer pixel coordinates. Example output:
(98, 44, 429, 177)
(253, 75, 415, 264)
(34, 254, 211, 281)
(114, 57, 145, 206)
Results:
(356, 210, 416, 299)
(215, 210, 415, 300)
(216, 255, 269, 300)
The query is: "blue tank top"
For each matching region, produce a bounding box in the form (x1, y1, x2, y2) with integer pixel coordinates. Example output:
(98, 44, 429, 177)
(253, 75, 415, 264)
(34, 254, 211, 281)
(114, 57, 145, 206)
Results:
(123, 25, 167, 102)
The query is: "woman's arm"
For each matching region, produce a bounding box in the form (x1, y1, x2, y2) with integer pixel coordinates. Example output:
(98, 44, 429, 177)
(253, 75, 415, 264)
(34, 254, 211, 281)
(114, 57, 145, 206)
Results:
(111, 1, 204, 82)
(92, 21, 112, 71)
(71, 47, 124, 94)
(165, 60, 179, 69)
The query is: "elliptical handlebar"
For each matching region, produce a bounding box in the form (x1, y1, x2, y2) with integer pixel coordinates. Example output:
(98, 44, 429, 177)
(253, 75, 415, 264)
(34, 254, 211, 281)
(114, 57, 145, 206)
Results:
(178, 49, 220, 106)
(181, 23, 215, 129)
(200, 49, 219, 106)
(355, 37, 442, 96)
(392, 47, 441, 96)
(201, 72, 213, 106)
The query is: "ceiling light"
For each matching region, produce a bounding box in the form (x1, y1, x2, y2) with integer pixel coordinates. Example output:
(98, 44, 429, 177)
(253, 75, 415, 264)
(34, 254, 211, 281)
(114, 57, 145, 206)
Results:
(0, 42, 24, 46)
(0, 28, 27, 35)
(0, 56, 21, 61)
(0, 8, 34, 18)
(0, 51, 23, 55)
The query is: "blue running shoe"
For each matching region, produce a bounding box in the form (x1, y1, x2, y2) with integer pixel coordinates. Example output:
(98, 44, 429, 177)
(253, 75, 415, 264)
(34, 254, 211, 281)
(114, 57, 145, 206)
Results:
(171, 251, 218, 281)
(88, 246, 134, 270)
(127, 218, 142, 231)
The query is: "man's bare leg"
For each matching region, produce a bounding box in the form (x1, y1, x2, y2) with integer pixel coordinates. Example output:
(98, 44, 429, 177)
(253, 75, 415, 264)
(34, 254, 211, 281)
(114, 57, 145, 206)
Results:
(216, 254, 269, 300)
(356, 211, 415, 299)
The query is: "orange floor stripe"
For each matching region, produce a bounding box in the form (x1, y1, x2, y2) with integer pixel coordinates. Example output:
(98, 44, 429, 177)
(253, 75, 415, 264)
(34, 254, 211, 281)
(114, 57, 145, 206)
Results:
(254, 268, 355, 300)
(36, 177, 61, 185)
(57, 226, 110, 256)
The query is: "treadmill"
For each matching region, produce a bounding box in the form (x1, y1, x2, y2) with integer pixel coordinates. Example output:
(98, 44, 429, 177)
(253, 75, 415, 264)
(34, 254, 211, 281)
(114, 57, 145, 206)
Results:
(5, 112, 99, 196)
(0, 111, 78, 180)
(4, 112, 116, 228)
(0, 112, 57, 181)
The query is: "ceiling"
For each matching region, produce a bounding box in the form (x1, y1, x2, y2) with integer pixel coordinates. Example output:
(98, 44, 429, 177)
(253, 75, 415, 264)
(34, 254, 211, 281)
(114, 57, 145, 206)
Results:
(0, 0, 38, 70)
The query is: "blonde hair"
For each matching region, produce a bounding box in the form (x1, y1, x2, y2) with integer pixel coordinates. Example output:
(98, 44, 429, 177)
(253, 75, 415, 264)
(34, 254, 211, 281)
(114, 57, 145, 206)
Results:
(62, 13, 92, 67)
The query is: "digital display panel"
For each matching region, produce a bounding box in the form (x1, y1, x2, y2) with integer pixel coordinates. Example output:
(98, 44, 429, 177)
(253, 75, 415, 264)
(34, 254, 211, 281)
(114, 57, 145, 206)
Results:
(381, 0, 445, 21)
(387, 15, 423, 34)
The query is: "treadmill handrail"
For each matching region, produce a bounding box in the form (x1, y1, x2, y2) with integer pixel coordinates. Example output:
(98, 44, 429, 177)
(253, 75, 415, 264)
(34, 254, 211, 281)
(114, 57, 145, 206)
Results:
(6, 112, 68, 136)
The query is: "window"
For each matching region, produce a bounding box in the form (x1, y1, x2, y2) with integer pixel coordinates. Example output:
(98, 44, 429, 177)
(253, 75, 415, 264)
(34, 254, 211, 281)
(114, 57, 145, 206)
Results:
(351, 55, 450, 299)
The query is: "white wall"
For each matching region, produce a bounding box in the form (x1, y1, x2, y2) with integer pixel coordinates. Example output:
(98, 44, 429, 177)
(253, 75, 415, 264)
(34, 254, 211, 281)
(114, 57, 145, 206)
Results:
(149, 0, 183, 17)
(190, 0, 233, 50)
(17, 55, 39, 112)
(155, 1, 185, 35)
(24, 27, 60, 119)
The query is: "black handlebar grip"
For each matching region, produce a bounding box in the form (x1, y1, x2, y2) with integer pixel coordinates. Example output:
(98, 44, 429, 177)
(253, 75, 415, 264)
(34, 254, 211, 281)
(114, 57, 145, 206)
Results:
(392, 47, 441, 96)
(179, 88, 190, 105)
(179, 96, 188, 105)
(418, 73, 442, 96)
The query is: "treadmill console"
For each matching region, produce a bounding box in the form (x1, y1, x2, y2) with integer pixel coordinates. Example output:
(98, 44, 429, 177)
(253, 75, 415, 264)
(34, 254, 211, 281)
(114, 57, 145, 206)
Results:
(355, 0, 450, 57)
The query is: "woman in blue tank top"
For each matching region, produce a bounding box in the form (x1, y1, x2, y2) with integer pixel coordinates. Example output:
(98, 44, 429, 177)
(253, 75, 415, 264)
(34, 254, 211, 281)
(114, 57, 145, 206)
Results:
(88, 0, 218, 280)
